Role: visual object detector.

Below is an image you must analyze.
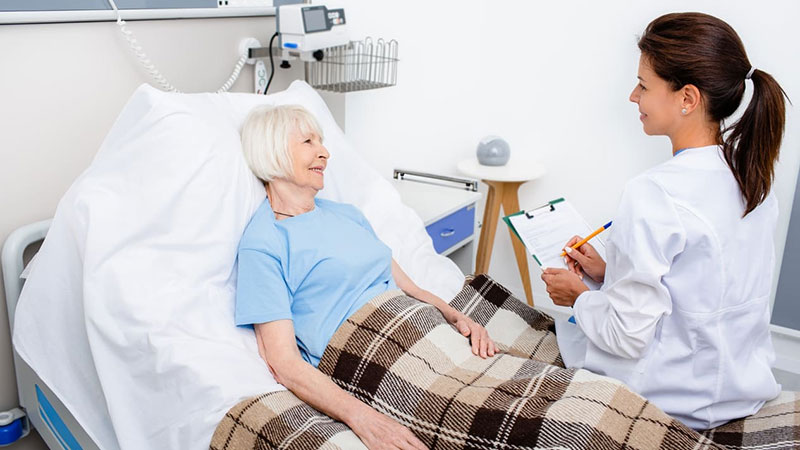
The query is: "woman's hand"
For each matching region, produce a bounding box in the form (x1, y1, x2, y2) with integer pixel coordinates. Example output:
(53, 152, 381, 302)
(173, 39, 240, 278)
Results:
(443, 308, 498, 358)
(563, 235, 606, 283)
(350, 408, 428, 450)
(390, 259, 497, 358)
(541, 268, 589, 307)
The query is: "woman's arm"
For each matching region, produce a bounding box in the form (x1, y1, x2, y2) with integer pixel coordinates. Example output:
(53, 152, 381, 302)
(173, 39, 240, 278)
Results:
(255, 320, 427, 450)
(553, 177, 684, 359)
(391, 259, 497, 358)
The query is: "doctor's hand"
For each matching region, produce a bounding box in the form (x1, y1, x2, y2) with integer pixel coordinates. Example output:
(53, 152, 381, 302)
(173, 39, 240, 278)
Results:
(541, 268, 589, 307)
(563, 236, 606, 283)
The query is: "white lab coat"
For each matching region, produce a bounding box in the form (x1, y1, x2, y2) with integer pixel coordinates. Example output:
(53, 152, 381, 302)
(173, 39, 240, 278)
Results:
(559, 145, 780, 430)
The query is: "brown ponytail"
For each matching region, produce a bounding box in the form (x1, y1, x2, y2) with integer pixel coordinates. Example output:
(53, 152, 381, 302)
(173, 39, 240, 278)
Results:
(638, 12, 790, 216)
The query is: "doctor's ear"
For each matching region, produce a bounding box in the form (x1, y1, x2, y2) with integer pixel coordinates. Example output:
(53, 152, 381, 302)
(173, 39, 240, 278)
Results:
(679, 84, 703, 116)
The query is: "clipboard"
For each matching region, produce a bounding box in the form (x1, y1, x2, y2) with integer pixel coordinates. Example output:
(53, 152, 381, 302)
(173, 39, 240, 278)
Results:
(503, 198, 606, 272)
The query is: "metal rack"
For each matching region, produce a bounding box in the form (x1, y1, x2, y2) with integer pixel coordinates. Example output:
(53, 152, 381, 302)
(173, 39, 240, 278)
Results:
(306, 38, 398, 93)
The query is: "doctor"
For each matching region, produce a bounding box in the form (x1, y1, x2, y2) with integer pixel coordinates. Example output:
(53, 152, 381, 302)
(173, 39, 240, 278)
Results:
(541, 12, 788, 430)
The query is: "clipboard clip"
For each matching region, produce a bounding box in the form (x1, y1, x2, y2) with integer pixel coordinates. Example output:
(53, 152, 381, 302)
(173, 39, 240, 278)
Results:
(525, 203, 555, 219)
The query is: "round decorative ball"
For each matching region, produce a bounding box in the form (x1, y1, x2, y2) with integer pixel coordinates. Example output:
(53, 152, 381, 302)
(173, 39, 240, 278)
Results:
(476, 136, 511, 166)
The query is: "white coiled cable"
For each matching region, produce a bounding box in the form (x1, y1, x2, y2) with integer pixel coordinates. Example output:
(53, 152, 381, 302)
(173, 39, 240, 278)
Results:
(107, 0, 248, 93)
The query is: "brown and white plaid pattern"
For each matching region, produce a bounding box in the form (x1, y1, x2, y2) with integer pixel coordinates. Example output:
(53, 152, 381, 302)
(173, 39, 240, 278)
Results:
(700, 391, 800, 449)
(211, 275, 799, 449)
(212, 391, 367, 449)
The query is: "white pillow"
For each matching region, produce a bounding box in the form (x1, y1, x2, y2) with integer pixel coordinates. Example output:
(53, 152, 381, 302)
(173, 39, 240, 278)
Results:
(13, 81, 463, 450)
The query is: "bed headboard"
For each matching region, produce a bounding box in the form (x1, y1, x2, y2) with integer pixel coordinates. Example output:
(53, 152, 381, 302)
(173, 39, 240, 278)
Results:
(1, 219, 51, 334)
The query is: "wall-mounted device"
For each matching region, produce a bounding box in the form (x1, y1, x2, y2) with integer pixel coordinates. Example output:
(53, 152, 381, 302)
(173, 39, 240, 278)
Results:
(245, 2, 399, 94)
(277, 4, 349, 60)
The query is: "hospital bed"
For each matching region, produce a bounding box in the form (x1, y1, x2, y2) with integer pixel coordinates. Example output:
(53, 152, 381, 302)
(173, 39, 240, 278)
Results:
(1, 81, 467, 449)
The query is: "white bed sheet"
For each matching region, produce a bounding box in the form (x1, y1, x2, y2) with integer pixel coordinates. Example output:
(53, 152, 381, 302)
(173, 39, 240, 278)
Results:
(12, 81, 464, 450)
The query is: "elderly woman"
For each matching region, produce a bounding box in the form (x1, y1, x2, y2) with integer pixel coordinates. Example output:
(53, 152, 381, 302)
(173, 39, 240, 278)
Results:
(235, 104, 496, 450)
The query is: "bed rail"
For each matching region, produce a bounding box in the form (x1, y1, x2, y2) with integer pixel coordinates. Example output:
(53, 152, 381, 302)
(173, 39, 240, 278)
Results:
(2, 219, 51, 334)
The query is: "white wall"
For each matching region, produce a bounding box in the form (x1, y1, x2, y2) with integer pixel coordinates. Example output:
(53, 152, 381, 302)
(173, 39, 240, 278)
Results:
(0, 15, 344, 449)
(340, 0, 800, 366)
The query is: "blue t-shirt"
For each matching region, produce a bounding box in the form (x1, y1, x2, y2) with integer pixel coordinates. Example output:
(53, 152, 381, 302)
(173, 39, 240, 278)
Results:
(235, 197, 397, 367)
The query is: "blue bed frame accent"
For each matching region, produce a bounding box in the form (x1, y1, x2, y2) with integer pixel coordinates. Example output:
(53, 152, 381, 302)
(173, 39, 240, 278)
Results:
(36, 385, 83, 450)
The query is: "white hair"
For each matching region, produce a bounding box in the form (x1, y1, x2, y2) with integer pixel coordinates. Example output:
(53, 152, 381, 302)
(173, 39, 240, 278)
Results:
(240, 104, 324, 182)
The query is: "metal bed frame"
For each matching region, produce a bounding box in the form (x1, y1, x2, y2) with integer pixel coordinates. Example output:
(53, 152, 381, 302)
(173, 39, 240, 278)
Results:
(2, 219, 102, 450)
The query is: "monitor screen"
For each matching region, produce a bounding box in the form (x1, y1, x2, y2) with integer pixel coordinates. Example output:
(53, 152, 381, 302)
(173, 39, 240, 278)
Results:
(303, 7, 327, 33)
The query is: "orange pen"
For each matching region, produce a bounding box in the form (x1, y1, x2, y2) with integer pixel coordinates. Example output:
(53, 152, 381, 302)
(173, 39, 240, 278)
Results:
(560, 221, 612, 257)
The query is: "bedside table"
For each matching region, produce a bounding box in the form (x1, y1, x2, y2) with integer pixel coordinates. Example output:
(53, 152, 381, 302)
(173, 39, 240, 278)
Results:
(392, 178, 482, 275)
(457, 157, 547, 306)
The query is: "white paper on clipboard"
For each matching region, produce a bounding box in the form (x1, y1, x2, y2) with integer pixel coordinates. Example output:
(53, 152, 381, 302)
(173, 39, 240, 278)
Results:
(507, 199, 606, 274)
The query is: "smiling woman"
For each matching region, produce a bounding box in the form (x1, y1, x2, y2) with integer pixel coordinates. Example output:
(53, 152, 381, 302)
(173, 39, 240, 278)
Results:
(629, 56, 707, 140)
(241, 105, 330, 212)
(241, 105, 324, 187)
(542, 11, 790, 431)
(235, 104, 497, 449)
(636, 12, 788, 215)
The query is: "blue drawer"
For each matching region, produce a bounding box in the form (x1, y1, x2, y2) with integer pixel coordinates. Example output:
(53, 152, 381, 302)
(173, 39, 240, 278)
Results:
(426, 205, 475, 254)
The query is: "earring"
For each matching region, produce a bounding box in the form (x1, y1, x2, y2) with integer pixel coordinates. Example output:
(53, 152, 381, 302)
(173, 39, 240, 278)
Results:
(681, 108, 688, 115)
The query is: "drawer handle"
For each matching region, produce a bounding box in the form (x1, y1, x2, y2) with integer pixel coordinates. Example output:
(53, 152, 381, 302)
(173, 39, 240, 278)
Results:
(440, 229, 456, 238)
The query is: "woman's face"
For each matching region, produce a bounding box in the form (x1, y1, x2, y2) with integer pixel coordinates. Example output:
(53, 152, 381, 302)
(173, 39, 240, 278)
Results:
(287, 128, 329, 192)
(629, 55, 683, 136)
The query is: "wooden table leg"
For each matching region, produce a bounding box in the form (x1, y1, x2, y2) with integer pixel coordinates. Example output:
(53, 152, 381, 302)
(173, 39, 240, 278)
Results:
(475, 180, 534, 306)
(498, 182, 534, 306)
(475, 182, 502, 275)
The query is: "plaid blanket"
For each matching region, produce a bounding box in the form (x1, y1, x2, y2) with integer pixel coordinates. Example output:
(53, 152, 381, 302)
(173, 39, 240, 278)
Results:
(211, 275, 800, 449)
